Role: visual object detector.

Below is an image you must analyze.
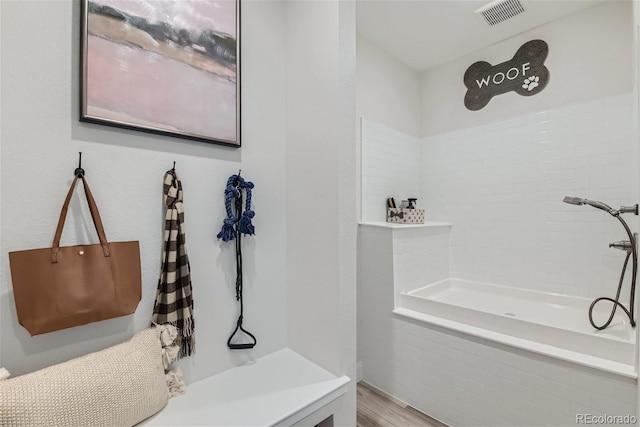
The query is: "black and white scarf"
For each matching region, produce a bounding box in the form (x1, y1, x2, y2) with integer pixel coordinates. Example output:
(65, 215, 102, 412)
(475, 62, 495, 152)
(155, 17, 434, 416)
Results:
(152, 169, 195, 358)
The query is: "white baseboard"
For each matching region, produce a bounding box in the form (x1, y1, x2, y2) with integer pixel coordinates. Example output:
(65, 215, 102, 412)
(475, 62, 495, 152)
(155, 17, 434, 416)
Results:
(358, 381, 408, 408)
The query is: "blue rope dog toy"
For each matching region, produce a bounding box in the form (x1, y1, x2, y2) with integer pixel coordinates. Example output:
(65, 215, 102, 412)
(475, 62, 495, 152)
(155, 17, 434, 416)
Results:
(217, 173, 255, 242)
(217, 172, 257, 350)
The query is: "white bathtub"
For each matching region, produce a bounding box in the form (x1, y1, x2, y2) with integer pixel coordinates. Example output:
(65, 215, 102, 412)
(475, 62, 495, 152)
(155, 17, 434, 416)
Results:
(395, 278, 637, 378)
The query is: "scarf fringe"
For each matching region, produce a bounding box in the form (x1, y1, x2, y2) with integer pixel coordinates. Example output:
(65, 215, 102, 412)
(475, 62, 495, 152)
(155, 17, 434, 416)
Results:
(159, 319, 195, 360)
(152, 323, 187, 398)
(179, 335, 195, 359)
(0, 368, 10, 381)
(166, 368, 186, 397)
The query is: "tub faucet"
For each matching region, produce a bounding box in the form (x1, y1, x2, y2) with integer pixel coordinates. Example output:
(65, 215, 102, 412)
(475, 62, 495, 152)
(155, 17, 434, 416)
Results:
(563, 196, 638, 330)
(610, 241, 634, 252)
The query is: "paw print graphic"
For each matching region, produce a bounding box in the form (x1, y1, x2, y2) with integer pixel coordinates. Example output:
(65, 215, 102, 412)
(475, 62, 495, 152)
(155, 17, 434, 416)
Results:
(522, 76, 539, 92)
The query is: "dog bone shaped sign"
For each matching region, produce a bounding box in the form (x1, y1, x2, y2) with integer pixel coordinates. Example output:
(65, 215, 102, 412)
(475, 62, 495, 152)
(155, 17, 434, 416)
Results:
(464, 39, 549, 111)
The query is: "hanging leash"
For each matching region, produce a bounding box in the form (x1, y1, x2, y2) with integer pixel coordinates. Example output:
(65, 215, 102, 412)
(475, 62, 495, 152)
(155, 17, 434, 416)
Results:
(217, 171, 257, 350)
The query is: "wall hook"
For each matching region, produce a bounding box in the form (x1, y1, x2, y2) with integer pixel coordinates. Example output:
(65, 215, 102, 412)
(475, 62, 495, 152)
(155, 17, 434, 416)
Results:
(74, 152, 85, 177)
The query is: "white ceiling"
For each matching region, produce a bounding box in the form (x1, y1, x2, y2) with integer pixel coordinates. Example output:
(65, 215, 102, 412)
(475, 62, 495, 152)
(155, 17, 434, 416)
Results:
(356, 0, 605, 71)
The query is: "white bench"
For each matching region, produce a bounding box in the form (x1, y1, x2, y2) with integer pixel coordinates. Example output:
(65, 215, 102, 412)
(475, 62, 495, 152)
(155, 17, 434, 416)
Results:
(139, 348, 350, 426)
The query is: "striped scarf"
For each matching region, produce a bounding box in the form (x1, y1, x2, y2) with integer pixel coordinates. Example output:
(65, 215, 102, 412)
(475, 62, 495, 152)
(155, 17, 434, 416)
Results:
(152, 169, 195, 358)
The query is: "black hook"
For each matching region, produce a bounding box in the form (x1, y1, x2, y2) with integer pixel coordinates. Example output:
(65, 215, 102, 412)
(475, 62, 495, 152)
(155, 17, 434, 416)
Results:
(172, 161, 176, 171)
(74, 152, 85, 177)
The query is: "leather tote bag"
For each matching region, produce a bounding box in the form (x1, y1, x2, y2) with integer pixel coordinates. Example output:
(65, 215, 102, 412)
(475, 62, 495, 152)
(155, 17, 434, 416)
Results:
(8, 175, 141, 335)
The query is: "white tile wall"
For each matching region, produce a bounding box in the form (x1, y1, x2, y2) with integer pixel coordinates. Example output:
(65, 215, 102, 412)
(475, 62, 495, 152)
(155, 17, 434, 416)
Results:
(361, 94, 637, 299)
(421, 93, 636, 299)
(392, 226, 450, 296)
(358, 231, 638, 425)
(361, 119, 421, 222)
(358, 93, 638, 426)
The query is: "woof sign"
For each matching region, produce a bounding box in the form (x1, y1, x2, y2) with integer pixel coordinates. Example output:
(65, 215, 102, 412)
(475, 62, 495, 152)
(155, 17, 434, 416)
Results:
(464, 40, 549, 111)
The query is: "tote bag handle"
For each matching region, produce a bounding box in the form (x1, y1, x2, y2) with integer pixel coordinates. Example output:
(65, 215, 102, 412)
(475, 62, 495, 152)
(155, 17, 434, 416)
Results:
(51, 175, 110, 262)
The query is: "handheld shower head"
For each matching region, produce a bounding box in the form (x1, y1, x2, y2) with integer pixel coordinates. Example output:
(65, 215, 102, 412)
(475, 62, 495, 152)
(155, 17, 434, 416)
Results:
(562, 196, 584, 206)
(563, 196, 638, 330)
(563, 196, 617, 216)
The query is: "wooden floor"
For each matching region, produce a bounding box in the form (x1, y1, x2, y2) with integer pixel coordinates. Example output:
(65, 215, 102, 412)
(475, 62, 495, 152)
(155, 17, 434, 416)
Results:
(356, 383, 447, 427)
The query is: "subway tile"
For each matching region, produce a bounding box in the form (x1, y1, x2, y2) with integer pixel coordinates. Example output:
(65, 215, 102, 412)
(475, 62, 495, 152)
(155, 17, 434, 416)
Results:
(590, 393, 636, 417)
(359, 94, 637, 426)
(532, 389, 576, 418)
(611, 381, 638, 405)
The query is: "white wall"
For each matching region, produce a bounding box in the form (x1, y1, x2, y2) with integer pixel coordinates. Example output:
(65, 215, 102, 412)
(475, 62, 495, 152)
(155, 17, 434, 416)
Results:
(1, 8, 359, 426)
(285, 0, 339, 377)
(1, 0, 357, 422)
(360, 119, 420, 222)
(0, 0, 288, 382)
(356, 34, 422, 222)
(361, 91, 636, 299)
(285, 2, 357, 424)
(356, 34, 421, 138)
(337, 3, 358, 425)
(422, 1, 634, 137)
(359, 0, 637, 299)
(357, 2, 639, 425)
(422, 93, 635, 299)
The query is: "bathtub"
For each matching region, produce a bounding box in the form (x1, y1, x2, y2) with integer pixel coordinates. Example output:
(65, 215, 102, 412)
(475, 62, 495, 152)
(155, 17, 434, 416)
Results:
(394, 278, 637, 378)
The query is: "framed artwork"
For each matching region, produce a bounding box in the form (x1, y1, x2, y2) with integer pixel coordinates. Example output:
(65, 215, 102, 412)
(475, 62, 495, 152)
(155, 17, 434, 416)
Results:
(80, 0, 240, 147)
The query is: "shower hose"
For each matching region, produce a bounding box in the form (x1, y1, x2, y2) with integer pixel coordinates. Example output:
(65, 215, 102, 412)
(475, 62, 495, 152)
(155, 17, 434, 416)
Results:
(588, 215, 637, 330)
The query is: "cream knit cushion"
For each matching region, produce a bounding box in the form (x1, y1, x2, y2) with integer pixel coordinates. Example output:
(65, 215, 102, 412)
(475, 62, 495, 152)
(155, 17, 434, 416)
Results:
(0, 327, 169, 427)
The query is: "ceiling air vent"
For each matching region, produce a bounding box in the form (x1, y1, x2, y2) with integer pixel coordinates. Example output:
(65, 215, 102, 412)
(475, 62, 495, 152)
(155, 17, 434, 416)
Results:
(475, 0, 525, 26)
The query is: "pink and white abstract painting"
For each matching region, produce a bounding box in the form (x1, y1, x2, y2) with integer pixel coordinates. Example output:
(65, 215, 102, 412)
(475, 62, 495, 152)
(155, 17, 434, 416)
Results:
(81, 0, 239, 146)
